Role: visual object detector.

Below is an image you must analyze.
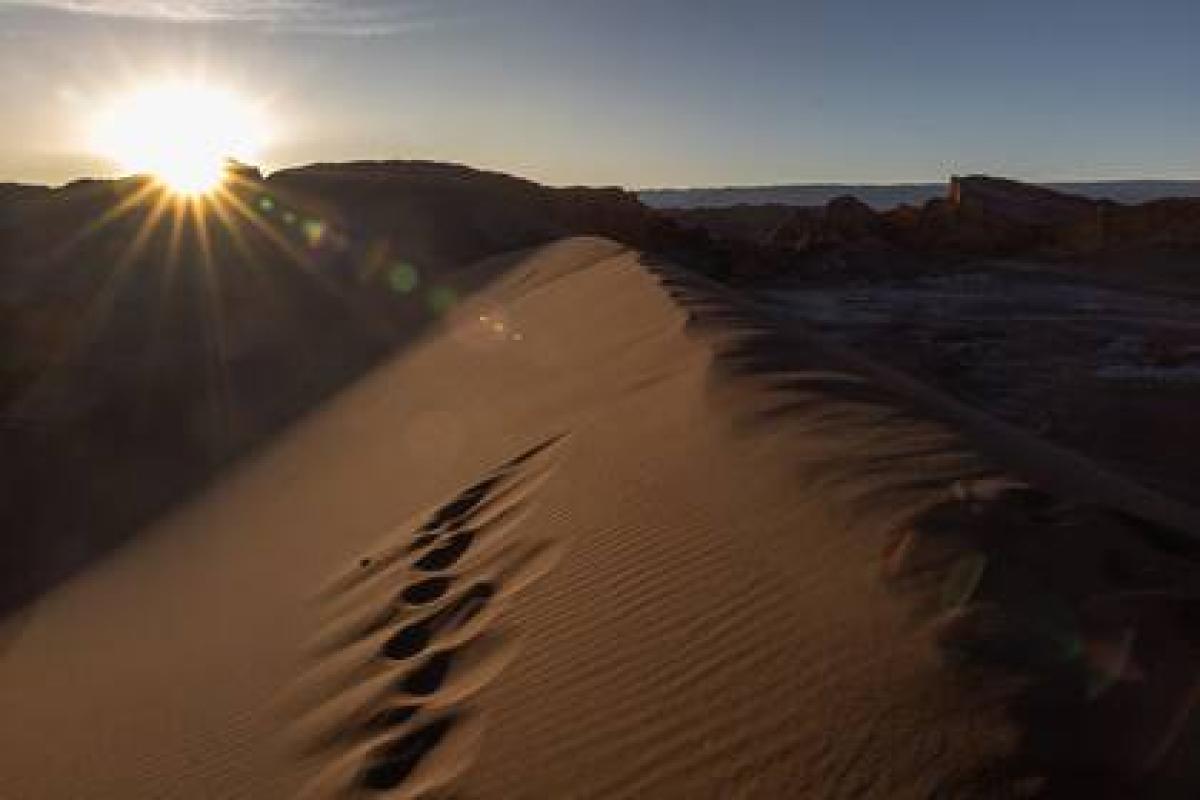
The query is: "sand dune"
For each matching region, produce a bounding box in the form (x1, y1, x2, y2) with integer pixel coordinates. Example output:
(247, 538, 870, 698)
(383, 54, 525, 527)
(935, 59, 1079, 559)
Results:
(1, 237, 1197, 797)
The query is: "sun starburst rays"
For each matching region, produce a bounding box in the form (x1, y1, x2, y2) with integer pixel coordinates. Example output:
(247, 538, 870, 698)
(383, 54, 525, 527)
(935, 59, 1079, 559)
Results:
(90, 79, 268, 196)
(13, 174, 334, 441)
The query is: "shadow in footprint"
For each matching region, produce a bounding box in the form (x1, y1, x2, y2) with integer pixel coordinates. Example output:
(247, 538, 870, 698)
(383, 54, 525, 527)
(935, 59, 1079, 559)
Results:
(403, 577, 452, 607)
(420, 478, 501, 534)
(361, 705, 420, 737)
(407, 533, 440, 554)
(359, 715, 457, 790)
(413, 532, 475, 572)
(400, 651, 453, 697)
(381, 582, 496, 660)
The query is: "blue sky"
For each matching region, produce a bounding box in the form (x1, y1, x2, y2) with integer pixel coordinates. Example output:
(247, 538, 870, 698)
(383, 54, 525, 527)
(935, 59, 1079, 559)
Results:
(1, 0, 1197, 187)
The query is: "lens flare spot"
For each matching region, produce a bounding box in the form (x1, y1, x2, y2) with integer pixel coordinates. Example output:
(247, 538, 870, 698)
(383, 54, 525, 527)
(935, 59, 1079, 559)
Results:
(427, 286, 458, 315)
(387, 262, 420, 294)
(303, 219, 326, 248)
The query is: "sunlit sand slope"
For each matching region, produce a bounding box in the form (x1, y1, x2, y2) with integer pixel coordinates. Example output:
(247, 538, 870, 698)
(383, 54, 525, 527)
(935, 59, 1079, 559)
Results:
(1, 237, 1197, 798)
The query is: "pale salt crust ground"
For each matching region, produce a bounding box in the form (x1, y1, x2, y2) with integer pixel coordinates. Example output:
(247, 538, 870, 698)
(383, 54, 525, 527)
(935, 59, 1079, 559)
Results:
(1, 237, 1197, 798)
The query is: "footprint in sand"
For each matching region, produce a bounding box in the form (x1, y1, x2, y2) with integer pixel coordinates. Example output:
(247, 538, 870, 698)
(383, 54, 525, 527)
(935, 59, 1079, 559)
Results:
(291, 435, 567, 798)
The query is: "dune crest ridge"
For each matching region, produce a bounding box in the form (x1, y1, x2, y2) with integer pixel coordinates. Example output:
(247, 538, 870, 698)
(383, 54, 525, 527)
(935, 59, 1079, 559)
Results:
(1, 237, 1197, 798)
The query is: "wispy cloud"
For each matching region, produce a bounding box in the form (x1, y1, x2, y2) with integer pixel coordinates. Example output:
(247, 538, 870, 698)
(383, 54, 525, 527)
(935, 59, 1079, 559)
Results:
(0, 1, 438, 36)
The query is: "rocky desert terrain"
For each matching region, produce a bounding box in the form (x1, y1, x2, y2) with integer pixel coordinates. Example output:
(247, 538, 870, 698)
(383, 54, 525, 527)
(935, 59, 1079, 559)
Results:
(662, 176, 1200, 504)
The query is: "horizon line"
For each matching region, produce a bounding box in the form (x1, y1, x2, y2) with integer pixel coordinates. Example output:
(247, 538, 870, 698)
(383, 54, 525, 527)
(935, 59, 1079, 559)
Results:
(5, 159, 1200, 193)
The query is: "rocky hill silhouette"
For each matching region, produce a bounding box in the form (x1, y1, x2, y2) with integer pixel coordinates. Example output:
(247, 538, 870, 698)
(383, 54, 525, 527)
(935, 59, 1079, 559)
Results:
(642, 179, 1200, 210)
(667, 175, 1200, 288)
(0, 161, 662, 611)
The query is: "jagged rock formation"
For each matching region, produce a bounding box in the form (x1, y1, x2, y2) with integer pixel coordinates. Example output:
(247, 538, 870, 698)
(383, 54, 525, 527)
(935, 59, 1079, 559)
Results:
(949, 175, 1097, 226)
(666, 175, 1200, 287)
(641, 179, 1200, 210)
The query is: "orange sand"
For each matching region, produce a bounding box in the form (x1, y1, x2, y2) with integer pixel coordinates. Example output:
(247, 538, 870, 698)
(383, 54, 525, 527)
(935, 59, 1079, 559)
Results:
(2, 237, 1197, 798)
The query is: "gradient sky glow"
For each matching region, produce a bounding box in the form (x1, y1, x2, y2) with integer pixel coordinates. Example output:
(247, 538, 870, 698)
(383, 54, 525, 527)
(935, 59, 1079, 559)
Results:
(1, 0, 1197, 188)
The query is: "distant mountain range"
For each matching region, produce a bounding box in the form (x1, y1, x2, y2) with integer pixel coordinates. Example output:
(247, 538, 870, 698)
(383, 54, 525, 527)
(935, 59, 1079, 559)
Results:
(640, 181, 1200, 210)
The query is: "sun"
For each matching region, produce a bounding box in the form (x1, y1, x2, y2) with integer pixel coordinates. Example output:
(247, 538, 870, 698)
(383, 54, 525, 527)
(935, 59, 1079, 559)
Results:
(91, 80, 267, 195)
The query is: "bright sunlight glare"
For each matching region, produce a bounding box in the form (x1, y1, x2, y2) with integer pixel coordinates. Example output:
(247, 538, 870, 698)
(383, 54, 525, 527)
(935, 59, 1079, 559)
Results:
(91, 81, 267, 195)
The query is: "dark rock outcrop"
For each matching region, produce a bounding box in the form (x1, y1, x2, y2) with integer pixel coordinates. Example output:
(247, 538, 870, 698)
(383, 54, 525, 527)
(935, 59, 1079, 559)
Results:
(663, 174, 1200, 286)
(949, 175, 1096, 227)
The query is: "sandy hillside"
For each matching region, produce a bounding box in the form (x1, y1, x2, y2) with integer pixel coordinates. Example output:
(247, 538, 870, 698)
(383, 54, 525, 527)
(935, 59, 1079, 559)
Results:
(1, 237, 1198, 798)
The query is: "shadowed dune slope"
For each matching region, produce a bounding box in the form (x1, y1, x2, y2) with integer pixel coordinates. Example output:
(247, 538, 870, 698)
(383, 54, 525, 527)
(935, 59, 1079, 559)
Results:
(0, 163, 656, 613)
(1, 237, 1198, 798)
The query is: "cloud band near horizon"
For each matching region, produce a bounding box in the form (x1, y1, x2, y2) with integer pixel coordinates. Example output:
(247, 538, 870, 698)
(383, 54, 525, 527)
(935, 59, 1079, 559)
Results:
(0, 0, 434, 35)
